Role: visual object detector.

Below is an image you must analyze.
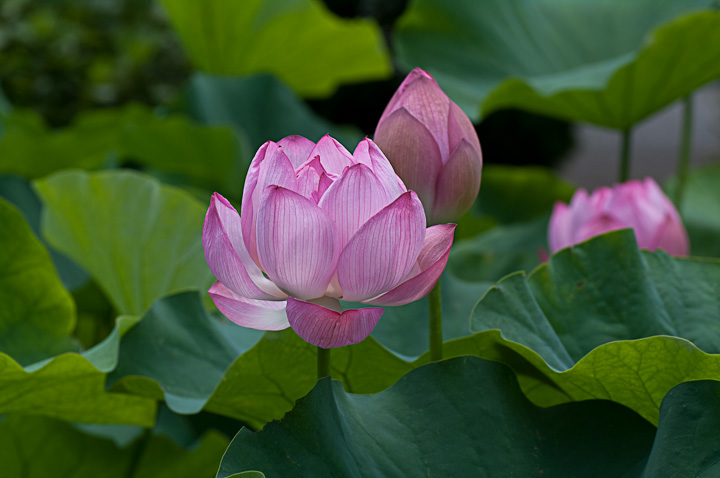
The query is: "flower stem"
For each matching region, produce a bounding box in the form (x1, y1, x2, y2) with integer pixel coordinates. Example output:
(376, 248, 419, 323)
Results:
(619, 128, 632, 182)
(674, 95, 693, 210)
(317, 347, 331, 380)
(428, 280, 443, 362)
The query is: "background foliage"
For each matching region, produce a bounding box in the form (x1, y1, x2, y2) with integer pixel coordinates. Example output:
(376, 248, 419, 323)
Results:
(1, 0, 720, 476)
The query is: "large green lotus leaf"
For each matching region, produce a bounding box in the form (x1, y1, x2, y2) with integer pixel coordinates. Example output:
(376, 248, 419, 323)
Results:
(34, 170, 213, 315)
(0, 199, 77, 365)
(395, 0, 720, 128)
(217, 357, 661, 477)
(161, 0, 391, 97)
(183, 73, 363, 152)
(108, 292, 412, 429)
(0, 415, 227, 478)
(438, 229, 720, 424)
(0, 316, 156, 426)
(665, 165, 720, 258)
(0, 175, 88, 290)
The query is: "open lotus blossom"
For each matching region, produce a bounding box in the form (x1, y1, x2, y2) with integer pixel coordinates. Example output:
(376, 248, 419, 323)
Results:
(548, 177, 689, 256)
(203, 135, 456, 349)
(374, 68, 483, 225)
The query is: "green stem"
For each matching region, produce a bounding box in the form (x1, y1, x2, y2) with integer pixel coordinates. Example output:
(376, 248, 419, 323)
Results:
(317, 347, 331, 380)
(619, 128, 632, 182)
(126, 428, 152, 478)
(428, 280, 443, 362)
(674, 95, 694, 209)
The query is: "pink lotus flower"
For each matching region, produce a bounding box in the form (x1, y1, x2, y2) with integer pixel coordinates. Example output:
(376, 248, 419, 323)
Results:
(374, 68, 483, 224)
(548, 178, 689, 256)
(203, 135, 456, 349)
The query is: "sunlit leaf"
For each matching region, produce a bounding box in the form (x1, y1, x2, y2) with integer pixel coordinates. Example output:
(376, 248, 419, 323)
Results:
(161, 0, 391, 97)
(0, 198, 76, 364)
(34, 170, 212, 315)
(0, 316, 155, 426)
(0, 415, 227, 477)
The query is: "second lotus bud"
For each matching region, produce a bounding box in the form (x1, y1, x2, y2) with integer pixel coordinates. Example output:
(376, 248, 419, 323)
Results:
(374, 68, 483, 225)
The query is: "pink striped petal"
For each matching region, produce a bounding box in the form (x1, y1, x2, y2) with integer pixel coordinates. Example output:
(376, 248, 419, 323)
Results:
(432, 139, 482, 224)
(278, 135, 315, 168)
(286, 297, 383, 348)
(256, 186, 340, 299)
(203, 193, 285, 300)
(363, 224, 455, 306)
(318, 163, 393, 251)
(447, 101, 481, 154)
(309, 135, 354, 175)
(295, 156, 327, 202)
(352, 138, 406, 199)
(209, 282, 289, 331)
(338, 191, 426, 302)
(373, 107, 443, 213)
(241, 144, 298, 264)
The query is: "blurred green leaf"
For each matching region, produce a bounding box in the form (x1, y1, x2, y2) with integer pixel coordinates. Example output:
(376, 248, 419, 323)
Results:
(440, 230, 720, 424)
(119, 113, 249, 195)
(183, 73, 363, 151)
(396, 0, 720, 128)
(0, 105, 247, 196)
(448, 214, 548, 283)
(0, 198, 77, 365)
(0, 415, 227, 478)
(161, 0, 391, 97)
(218, 357, 660, 477)
(665, 164, 720, 258)
(475, 165, 575, 224)
(34, 170, 212, 315)
(0, 316, 156, 426)
(367, 273, 491, 358)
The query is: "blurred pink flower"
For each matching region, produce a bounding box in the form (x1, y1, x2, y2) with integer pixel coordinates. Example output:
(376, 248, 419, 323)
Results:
(548, 178, 689, 256)
(203, 135, 456, 348)
(374, 68, 483, 225)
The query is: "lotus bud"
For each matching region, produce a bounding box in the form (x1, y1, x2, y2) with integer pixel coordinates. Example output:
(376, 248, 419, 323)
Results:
(548, 178, 689, 256)
(374, 68, 483, 225)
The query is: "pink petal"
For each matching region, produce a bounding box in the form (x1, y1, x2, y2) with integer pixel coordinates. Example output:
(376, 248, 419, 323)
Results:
(575, 213, 628, 245)
(380, 68, 435, 119)
(447, 101, 481, 155)
(318, 163, 393, 251)
(373, 107, 443, 213)
(431, 138, 482, 224)
(295, 156, 327, 202)
(649, 213, 690, 256)
(203, 193, 285, 300)
(352, 138, 406, 199)
(548, 201, 574, 253)
(241, 144, 298, 264)
(286, 297, 383, 348)
(278, 135, 315, 168)
(308, 135, 354, 176)
(256, 186, 340, 300)
(364, 224, 455, 306)
(337, 191, 426, 302)
(389, 73, 451, 158)
(209, 282, 289, 331)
